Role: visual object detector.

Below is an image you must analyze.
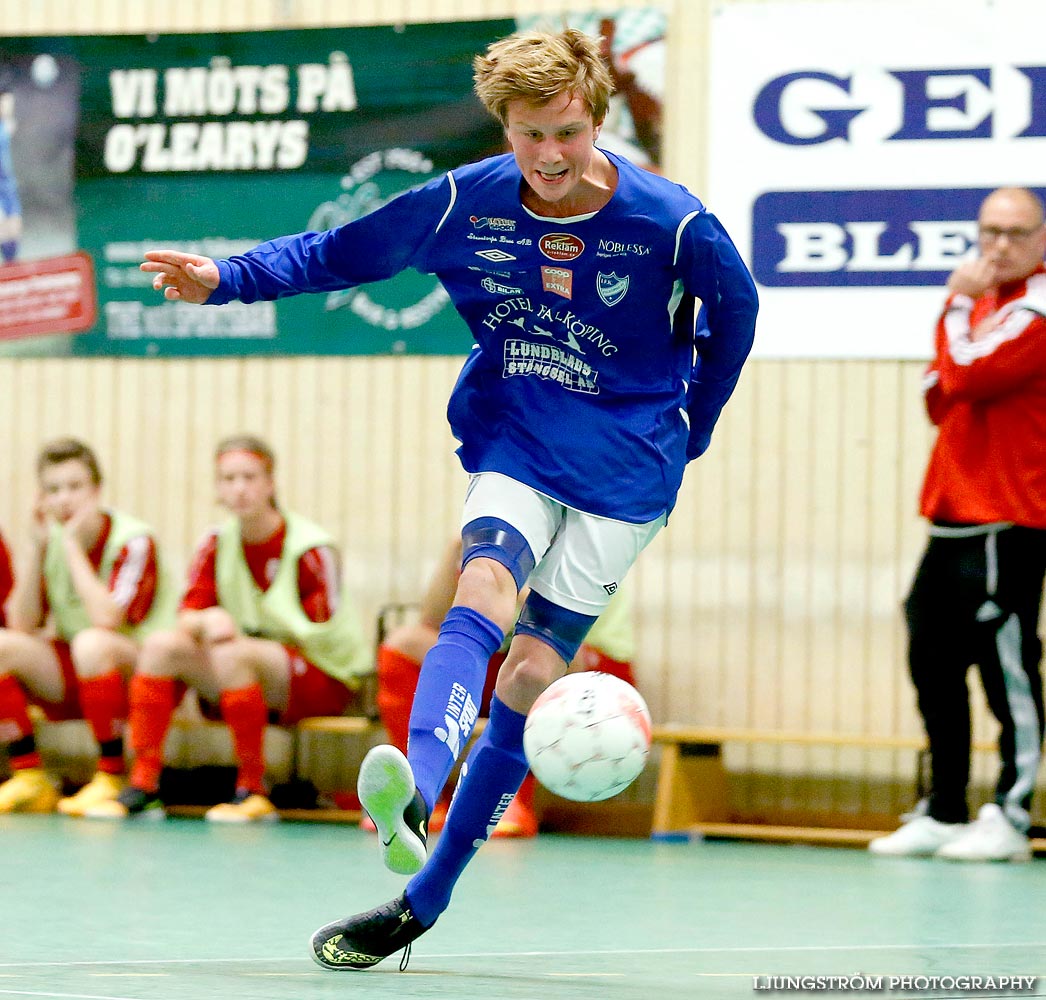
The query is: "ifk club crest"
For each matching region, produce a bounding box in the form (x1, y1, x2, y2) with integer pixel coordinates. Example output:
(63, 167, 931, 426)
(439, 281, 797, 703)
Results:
(596, 271, 629, 307)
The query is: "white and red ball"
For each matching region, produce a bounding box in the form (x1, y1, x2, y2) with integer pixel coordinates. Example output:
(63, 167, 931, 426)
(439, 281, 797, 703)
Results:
(523, 672, 652, 802)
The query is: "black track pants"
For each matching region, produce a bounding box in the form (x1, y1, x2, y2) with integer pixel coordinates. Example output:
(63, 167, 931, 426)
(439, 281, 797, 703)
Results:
(905, 524, 1046, 830)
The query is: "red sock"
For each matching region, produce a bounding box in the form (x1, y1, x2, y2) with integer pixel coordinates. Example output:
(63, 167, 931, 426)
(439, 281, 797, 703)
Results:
(375, 645, 421, 755)
(515, 771, 537, 809)
(129, 674, 177, 792)
(220, 683, 268, 795)
(0, 673, 40, 770)
(78, 670, 128, 774)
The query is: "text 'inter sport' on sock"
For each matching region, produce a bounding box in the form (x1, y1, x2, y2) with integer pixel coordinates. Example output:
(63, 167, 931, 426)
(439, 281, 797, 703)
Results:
(406, 605, 504, 811)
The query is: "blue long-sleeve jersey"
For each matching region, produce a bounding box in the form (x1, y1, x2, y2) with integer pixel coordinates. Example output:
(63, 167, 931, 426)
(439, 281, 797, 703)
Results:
(210, 150, 758, 523)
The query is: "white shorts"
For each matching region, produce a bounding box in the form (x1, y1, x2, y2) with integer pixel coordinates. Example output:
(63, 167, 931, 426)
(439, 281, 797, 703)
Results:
(460, 472, 665, 616)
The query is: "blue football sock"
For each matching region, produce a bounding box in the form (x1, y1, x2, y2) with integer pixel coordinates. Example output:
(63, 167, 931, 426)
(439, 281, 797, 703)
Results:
(406, 695, 529, 927)
(407, 605, 504, 812)
(0, 240, 16, 263)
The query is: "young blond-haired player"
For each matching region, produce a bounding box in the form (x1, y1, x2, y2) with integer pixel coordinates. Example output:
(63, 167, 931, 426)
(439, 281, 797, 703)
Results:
(141, 27, 757, 967)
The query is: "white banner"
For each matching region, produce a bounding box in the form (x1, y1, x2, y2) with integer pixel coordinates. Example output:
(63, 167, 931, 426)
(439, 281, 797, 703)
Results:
(709, 0, 1046, 358)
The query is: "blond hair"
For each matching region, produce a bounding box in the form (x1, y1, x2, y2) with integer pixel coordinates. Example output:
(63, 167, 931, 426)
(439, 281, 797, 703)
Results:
(473, 28, 614, 125)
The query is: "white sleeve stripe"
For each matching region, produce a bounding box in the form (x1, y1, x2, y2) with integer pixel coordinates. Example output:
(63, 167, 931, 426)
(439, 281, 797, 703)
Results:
(947, 308, 1034, 366)
(673, 211, 701, 266)
(1021, 272, 1046, 316)
(943, 304, 971, 346)
(111, 535, 149, 610)
(434, 172, 457, 235)
(1005, 295, 1046, 318)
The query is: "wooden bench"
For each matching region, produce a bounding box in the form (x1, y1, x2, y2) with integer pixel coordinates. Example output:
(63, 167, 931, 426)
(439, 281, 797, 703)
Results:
(649, 725, 1046, 852)
(162, 714, 476, 822)
(28, 711, 1044, 852)
(282, 719, 1005, 845)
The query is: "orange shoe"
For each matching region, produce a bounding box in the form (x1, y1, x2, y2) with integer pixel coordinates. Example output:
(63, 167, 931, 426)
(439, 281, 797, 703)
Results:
(58, 771, 126, 817)
(205, 791, 279, 823)
(492, 793, 538, 838)
(0, 768, 59, 814)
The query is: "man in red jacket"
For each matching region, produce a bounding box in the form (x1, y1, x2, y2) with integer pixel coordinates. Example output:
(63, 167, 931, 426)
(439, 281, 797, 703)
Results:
(871, 187, 1046, 862)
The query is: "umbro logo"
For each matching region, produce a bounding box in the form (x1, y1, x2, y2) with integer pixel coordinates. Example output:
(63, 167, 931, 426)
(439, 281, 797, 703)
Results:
(603, 582, 618, 595)
(475, 248, 516, 262)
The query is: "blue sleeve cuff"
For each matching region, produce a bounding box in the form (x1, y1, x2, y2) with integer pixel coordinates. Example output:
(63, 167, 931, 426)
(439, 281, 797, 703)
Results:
(205, 259, 237, 305)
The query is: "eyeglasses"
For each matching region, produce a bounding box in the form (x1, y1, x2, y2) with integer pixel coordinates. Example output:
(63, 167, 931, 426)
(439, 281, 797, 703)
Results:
(978, 224, 1044, 243)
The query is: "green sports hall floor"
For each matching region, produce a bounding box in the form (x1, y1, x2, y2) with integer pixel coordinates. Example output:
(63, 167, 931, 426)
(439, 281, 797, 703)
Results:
(2, 815, 1044, 1000)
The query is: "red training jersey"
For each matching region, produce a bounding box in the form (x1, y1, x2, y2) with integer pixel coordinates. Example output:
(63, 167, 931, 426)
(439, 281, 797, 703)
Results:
(920, 265, 1046, 528)
(40, 513, 160, 626)
(180, 520, 339, 624)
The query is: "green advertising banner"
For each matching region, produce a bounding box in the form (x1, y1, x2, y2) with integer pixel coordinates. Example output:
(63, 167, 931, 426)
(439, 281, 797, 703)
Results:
(0, 11, 666, 356)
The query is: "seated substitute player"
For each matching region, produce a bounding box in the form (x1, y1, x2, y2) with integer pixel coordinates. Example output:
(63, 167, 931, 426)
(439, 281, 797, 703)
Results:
(376, 535, 637, 838)
(139, 28, 758, 969)
(88, 435, 372, 823)
(0, 438, 175, 815)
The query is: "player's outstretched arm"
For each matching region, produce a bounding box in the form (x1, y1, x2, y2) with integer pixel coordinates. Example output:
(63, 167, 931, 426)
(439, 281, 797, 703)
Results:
(140, 250, 220, 303)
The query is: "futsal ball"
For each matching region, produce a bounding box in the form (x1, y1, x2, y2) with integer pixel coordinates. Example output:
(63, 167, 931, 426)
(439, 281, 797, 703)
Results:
(523, 672, 652, 802)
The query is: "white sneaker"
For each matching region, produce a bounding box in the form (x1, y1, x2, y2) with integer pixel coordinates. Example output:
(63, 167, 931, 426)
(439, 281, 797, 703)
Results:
(869, 815, 966, 856)
(935, 803, 1032, 863)
(898, 797, 929, 823)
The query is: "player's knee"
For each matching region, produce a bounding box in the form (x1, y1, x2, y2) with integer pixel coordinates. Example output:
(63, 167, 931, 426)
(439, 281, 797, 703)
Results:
(0, 629, 32, 678)
(137, 629, 189, 677)
(508, 652, 564, 698)
(208, 641, 255, 688)
(69, 627, 120, 678)
(456, 558, 519, 632)
(499, 652, 562, 709)
(0, 628, 19, 663)
(461, 517, 535, 590)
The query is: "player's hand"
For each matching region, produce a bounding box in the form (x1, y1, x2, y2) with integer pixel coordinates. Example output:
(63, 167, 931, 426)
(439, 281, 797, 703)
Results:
(29, 495, 49, 546)
(140, 250, 220, 303)
(62, 504, 96, 550)
(195, 607, 240, 645)
(947, 257, 998, 299)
